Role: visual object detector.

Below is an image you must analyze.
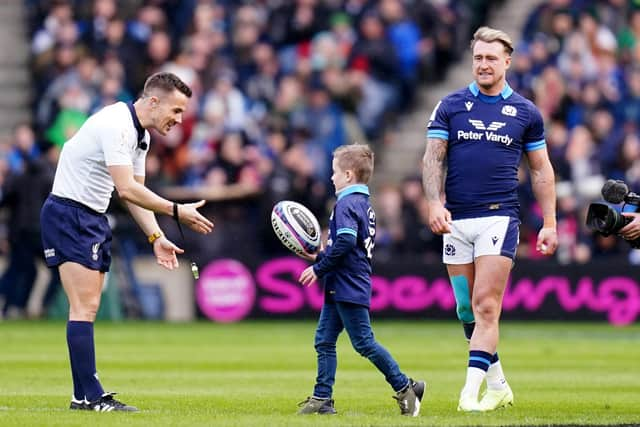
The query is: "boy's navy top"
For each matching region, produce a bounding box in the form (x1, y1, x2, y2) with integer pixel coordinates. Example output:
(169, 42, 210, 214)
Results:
(313, 184, 375, 307)
(427, 81, 546, 220)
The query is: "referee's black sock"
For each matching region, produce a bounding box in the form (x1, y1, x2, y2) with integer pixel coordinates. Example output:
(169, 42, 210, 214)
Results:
(67, 321, 104, 401)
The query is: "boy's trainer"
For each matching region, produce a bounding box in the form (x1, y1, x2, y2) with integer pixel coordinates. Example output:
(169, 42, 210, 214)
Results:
(394, 379, 426, 416)
(297, 397, 337, 415)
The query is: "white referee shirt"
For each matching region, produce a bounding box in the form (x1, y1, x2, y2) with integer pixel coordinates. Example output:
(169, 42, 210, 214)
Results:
(51, 102, 150, 213)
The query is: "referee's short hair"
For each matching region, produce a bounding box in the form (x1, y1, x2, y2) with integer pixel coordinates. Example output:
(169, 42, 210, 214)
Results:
(471, 26, 514, 56)
(143, 72, 192, 98)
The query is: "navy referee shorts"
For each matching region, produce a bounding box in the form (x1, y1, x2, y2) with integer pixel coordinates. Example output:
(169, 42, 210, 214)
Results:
(40, 194, 112, 272)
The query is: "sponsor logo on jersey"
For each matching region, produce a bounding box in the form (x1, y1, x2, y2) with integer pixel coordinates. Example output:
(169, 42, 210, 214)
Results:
(458, 119, 513, 145)
(44, 248, 55, 258)
(468, 120, 506, 131)
(465, 101, 473, 111)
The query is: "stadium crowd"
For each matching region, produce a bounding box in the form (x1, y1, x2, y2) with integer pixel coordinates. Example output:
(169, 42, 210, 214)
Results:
(392, 0, 640, 265)
(0, 0, 489, 316)
(507, 0, 640, 264)
(4, 0, 640, 316)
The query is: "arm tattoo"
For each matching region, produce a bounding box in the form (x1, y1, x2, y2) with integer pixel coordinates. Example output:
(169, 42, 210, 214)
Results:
(422, 137, 448, 201)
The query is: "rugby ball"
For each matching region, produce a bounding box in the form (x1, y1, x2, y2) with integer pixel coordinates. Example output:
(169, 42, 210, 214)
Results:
(271, 200, 321, 256)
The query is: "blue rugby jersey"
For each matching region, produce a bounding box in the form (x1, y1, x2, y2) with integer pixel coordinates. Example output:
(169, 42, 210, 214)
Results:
(427, 81, 546, 220)
(318, 184, 375, 307)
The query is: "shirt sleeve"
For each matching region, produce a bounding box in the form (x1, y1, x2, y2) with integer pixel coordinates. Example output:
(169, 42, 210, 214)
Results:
(334, 201, 359, 238)
(313, 233, 357, 278)
(100, 120, 136, 167)
(426, 99, 449, 141)
(523, 103, 546, 152)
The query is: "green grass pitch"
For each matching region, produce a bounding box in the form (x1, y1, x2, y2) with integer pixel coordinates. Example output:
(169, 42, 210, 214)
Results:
(0, 320, 639, 426)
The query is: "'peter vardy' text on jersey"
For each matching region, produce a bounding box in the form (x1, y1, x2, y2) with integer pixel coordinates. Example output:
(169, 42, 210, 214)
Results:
(427, 82, 546, 220)
(324, 184, 375, 307)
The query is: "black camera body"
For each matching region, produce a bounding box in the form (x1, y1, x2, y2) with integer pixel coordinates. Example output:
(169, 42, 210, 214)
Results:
(586, 179, 640, 248)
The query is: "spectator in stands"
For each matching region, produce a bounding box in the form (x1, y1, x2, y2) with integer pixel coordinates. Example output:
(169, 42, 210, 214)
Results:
(304, 77, 347, 181)
(0, 137, 60, 319)
(37, 54, 98, 129)
(400, 175, 440, 259)
(380, 0, 424, 109)
(80, 0, 117, 53)
(374, 183, 404, 258)
(350, 10, 398, 139)
(31, 0, 74, 56)
(6, 123, 40, 173)
(202, 70, 247, 132)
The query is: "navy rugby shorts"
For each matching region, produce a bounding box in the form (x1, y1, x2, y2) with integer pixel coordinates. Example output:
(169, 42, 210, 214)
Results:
(40, 194, 112, 272)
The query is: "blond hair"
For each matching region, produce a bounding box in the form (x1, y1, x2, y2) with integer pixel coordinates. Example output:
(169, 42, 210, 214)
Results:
(471, 26, 514, 55)
(333, 143, 374, 184)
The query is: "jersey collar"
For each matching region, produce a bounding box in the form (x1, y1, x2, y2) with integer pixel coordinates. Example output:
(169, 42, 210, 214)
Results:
(468, 81, 513, 101)
(126, 102, 145, 143)
(337, 184, 369, 200)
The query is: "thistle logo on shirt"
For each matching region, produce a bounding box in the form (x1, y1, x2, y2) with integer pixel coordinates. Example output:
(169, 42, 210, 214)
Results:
(501, 105, 517, 116)
(457, 119, 513, 146)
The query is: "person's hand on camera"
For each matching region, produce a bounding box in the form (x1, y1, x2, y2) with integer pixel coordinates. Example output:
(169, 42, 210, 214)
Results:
(176, 200, 214, 234)
(620, 212, 640, 240)
(427, 200, 452, 234)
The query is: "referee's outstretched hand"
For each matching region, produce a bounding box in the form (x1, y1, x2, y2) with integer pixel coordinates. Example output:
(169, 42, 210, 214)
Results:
(177, 200, 214, 234)
(153, 236, 184, 270)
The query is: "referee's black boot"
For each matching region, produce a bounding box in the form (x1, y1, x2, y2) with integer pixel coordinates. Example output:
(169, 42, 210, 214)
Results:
(69, 397, 90, 410)
(88, 392, 139, 412)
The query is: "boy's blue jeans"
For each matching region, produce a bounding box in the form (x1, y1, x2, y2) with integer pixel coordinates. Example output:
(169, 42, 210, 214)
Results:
(312, 301, 409, 398)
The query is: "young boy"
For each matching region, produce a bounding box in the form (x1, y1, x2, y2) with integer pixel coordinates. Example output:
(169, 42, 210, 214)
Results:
(297, 143, 425, 416)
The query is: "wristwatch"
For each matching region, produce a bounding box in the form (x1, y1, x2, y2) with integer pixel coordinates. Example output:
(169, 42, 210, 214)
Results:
(148, 231, 163, 244)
